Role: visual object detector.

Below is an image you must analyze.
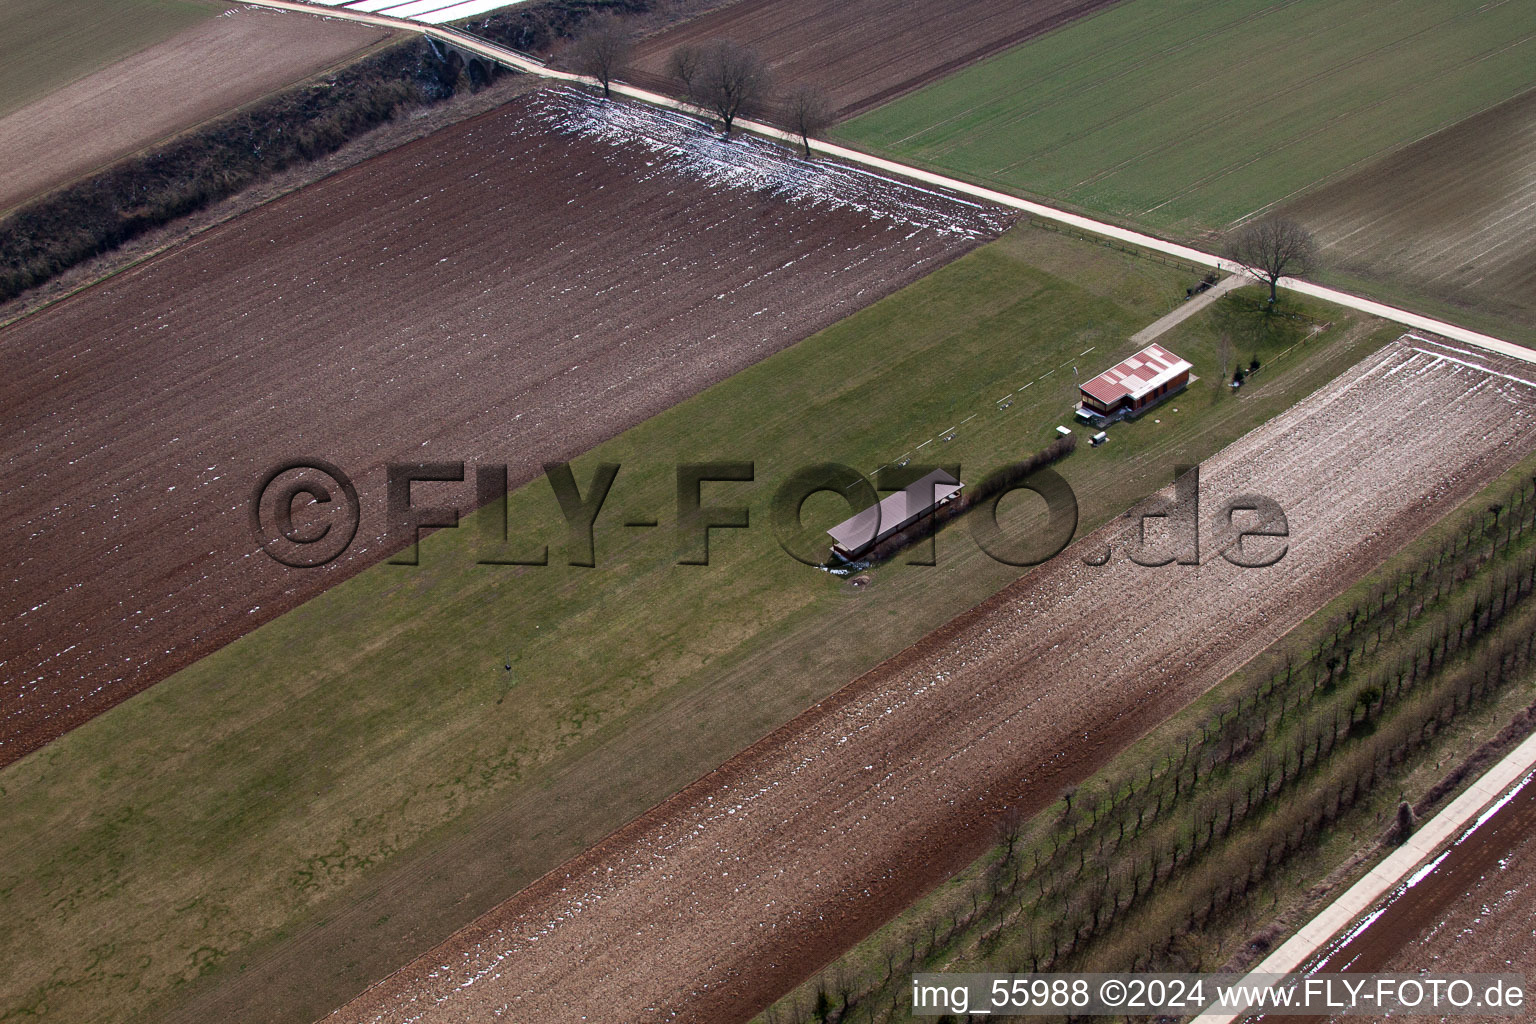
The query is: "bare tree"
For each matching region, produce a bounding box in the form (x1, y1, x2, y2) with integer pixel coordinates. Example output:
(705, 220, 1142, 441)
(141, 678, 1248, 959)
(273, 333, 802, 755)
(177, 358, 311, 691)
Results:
(568, 16, 632, 98)
(782, 83, 834, 158)
(1225, 217, 1319, 304)
(692, 39, 770, 135)
(666, 41, 706, 102)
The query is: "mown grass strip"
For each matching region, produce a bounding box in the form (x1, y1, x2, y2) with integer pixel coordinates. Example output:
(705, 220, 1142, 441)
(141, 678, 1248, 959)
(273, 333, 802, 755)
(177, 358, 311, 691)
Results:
(0, 227, 1392, 1024)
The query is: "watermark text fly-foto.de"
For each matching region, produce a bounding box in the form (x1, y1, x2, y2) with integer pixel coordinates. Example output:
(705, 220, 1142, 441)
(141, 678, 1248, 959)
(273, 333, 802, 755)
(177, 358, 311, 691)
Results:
(910, 973, 1527, 1016)
(250, 458, 1288, 570)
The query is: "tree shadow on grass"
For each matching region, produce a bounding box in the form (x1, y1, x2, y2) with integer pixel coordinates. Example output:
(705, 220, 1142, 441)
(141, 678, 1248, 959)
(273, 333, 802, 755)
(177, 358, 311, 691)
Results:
(1209, 293, 1313, 357)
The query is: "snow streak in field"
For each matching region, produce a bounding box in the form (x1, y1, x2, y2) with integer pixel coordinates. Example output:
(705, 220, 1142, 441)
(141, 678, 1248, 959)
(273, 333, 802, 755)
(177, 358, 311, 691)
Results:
(537, 89, 1012, 240)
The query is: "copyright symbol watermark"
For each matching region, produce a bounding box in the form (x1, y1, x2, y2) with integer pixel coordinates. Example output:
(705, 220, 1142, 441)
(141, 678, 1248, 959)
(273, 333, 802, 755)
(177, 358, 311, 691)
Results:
(248, 456, 1286, 571)
(249, 459, 360, 568)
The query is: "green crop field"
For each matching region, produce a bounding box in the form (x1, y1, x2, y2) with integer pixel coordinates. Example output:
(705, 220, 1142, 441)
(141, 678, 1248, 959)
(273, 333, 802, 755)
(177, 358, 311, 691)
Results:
(0, 227, 1396, 1024)
(0, 0, 216, 119)
(836, 0, 1536, 238)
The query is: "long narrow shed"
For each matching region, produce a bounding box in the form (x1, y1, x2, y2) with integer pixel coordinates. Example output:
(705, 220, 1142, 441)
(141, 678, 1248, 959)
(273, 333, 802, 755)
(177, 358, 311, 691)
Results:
(827, 469, 963, 560)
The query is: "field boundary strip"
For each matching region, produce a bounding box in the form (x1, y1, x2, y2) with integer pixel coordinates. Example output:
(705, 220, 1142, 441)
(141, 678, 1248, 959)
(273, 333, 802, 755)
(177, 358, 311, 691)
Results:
(241, 0, 1534, 365)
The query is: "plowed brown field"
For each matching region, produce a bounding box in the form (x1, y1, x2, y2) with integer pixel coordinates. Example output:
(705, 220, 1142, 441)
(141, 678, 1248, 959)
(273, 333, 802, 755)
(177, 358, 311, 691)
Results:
(1283, 86, 1536, 332)
(1309, 770, 1536, 1024)
(628, 0, 1123, 119)
(326, 337, 1536, 1024)
(0, 87, 1005, 766)
(0, 7, 392, 212)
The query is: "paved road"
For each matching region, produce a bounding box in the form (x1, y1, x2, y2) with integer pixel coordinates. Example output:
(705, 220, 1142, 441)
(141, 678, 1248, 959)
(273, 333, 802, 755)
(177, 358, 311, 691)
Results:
(1190, 728, 1536, 1024)
(300, 0, 527, 26)
(211, 5, 1536, 1018)
(248, 0, 1535, 364)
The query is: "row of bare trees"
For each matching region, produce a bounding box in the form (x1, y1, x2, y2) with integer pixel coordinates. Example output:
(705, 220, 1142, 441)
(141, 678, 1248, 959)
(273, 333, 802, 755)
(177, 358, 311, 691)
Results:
(568, 19, 835, 156)
(768, 473, 1536, 1022)
(666, 40, 835, 154)
(573, 19, 1329, 297)
(571, 20, 1329, 303)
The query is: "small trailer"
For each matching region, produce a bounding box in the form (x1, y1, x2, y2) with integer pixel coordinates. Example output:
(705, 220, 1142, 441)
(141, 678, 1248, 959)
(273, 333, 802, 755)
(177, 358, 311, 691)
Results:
(1090, 431, 1108, 447)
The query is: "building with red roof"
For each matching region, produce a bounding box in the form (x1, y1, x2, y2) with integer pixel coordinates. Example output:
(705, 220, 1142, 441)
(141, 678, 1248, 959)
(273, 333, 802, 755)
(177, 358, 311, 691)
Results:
(1078, 343, 1192, 418)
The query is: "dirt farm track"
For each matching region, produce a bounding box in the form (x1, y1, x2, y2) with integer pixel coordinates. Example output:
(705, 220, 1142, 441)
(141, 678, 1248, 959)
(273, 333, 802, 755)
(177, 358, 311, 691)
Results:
(327, 337, 1536, 1023)
(0, 87, 1005, 766)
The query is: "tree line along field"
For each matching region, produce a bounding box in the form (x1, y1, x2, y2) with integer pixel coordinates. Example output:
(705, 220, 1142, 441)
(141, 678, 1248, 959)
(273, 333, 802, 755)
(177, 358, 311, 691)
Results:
(0, 0, 740, 302)
(5, 5, 1525, 1022)
(0, 208, 1398, 1022)
(0, 86, 1004, 767)
(771, 446, 1536, 1022)
(835, 0, 1536, 239)
(5, 6, 1527, 1024)
(323, 336, 1536, 1024)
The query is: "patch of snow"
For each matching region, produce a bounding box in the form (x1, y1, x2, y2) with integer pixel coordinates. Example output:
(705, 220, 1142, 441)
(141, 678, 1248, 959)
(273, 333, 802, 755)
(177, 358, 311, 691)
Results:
(535, 89, 1011, 241)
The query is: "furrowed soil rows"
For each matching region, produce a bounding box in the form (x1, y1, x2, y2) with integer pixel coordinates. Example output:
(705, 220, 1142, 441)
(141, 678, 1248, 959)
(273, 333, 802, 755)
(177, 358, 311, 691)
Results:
(627, 0, 1124, 119)
(325, 337, 1536, 1024)
(1305, 771, 1536, 1024)
(0, 7, 393, 213)
(0, 86, 1006, 766)
(1283, 87, 1536, 332)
